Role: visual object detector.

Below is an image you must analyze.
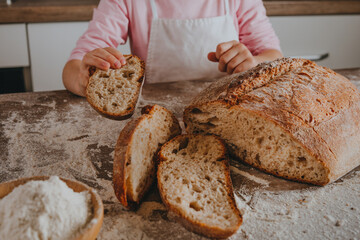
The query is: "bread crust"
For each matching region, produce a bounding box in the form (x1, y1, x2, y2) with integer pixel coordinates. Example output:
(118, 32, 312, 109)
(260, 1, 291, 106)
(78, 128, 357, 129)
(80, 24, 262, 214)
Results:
(157, 134, 242, 239)
(184, 58, 360, 185)
(113, 105, 181, 209)
(86, 54, 145, 120)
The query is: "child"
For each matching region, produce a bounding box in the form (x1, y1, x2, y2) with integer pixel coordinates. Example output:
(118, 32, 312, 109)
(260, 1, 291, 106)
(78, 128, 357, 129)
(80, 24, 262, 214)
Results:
(63, 0, 282, 97)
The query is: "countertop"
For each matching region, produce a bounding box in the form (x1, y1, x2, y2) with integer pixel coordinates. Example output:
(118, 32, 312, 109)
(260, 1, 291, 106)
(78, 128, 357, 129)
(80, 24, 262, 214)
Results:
(0, 0, 360, 23)
(0, 68, 360, 239)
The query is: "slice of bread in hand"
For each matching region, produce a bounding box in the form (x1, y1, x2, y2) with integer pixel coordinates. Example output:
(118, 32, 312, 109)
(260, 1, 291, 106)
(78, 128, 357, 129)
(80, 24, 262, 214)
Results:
(113, 105, 181, 209)
(157, 134, 242, 239)
(86, 54, 145, 120)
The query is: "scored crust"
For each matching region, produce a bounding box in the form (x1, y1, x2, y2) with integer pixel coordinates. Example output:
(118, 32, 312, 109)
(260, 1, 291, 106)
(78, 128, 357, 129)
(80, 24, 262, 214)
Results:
(184, 58, 360, 185)
(113, 105, 181, 209)
(86, 54, 145, 120)
(157, 134, 242, 238)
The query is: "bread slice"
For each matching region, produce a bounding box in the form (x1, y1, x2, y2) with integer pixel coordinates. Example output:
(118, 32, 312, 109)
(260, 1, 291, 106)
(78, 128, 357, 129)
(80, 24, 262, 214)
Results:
(113, 105, 181, 209)
(157, 134, 242, 239)
(86, 54, 145, 120)
(184, 58, 360, 186)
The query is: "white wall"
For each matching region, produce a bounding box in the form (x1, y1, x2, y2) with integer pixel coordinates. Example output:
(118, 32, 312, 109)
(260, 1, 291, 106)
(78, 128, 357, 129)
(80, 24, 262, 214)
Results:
(270, 15, 360, 69)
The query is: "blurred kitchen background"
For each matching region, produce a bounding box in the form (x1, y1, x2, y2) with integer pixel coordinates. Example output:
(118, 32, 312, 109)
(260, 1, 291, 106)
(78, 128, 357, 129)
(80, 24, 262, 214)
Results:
(0, 0, 359, 94)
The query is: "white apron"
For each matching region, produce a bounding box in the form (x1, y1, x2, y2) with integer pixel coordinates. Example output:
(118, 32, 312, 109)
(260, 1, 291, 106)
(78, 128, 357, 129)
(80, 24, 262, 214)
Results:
(145, 0, 238, 83)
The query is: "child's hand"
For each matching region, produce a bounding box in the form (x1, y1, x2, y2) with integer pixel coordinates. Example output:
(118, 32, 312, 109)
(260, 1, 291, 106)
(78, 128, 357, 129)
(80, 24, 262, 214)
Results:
(82, 47, 126, 70)
(208, 40, 258, 74)
(78, 47, 126, 95)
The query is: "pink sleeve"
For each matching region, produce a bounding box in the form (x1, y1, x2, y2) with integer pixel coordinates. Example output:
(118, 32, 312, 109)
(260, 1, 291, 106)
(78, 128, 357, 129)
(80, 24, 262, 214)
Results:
(236, 0, 281, 56)
(68, 0, 129, 61)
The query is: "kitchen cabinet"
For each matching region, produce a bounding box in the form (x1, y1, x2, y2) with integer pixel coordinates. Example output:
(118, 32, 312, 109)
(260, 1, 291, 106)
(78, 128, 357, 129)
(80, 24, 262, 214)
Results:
(0, 24, 29, 68)
(27, 22, 89, 91)
(27, 22, 131, 92)
(269, 15, 360, 69)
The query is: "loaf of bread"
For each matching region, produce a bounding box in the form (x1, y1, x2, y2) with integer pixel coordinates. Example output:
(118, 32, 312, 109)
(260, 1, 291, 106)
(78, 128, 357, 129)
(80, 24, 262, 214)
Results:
(86, 55, 145, 120)
(157, 134, 242, 238)
(113, 105, 181, 209)
(184, 58, 360, 186)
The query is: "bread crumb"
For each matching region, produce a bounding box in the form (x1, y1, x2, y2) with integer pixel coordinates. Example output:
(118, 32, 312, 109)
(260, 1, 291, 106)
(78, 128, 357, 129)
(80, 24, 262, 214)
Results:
(335, 220, 342, 227)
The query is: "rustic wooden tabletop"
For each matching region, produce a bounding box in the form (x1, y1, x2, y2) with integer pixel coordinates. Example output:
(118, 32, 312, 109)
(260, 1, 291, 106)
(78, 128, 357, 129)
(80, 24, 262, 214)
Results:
(0, 68, 359, 239)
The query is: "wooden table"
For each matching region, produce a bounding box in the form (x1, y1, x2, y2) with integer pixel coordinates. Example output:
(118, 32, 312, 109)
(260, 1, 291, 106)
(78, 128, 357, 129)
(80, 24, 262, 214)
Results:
(1, 69, 360, 239)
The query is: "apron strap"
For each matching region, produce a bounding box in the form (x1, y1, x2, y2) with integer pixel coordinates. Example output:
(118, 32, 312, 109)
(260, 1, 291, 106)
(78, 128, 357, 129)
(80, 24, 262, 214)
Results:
(224, 0, 230, 15)
(149, 0, 158, 19)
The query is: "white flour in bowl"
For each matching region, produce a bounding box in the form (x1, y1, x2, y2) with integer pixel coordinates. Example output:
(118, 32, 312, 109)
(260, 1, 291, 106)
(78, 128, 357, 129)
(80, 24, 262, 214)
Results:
(0, 176, 92, 240)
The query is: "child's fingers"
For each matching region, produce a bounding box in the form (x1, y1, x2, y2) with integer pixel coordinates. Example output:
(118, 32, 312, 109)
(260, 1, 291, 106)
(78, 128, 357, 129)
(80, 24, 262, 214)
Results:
(215, 40, 238, 60)
(83, 53, 110, 70)
(92, 48, 121, 69)
(207, 52, 218, 62)
(233, 58, 257, 73)
(224, 43, 256, 73)
(104, 47, 126, 66)
(218, 48, 240, 72)
(226, 54, 246, 74)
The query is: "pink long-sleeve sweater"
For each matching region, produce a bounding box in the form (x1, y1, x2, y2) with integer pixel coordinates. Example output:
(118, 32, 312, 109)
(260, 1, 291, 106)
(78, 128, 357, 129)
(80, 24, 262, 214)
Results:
(69, 0, 281, 62)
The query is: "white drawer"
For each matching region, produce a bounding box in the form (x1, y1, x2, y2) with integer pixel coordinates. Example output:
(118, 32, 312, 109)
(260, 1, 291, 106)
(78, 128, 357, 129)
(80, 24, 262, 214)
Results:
(270, 15, 360, 69)
(0, 24, 29, 68)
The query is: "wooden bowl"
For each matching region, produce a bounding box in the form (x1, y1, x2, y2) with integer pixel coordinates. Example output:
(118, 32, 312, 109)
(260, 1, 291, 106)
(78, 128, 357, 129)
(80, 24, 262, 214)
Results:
(0, 176, 104, 240)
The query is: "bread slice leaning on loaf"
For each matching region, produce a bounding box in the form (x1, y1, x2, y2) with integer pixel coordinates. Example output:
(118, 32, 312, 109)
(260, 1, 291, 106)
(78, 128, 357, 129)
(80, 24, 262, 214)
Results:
(157, 134, 242, 239)
(86, 54, 145, 120)
(184, 58, 360, 186)
(113, 104, 181, 209)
